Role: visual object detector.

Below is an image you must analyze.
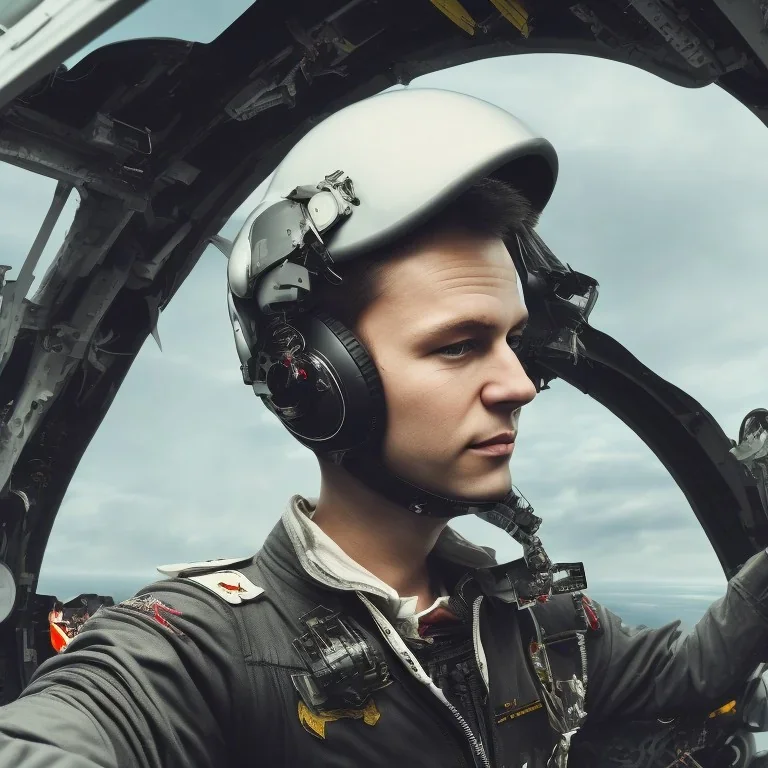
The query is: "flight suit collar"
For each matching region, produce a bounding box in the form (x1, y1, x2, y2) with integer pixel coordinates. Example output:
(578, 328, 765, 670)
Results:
(280, 494, 497, 611)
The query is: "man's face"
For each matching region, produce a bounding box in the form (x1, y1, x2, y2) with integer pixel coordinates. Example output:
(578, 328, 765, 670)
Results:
(355, 229, 537, 501)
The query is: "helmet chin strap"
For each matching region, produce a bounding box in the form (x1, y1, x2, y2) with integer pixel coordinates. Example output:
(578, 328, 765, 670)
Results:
(339, 448, 509, 519)
(338, 448, 588, 605)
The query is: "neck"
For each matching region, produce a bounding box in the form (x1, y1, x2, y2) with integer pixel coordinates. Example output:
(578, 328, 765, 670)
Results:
(312, 460, 448, 609)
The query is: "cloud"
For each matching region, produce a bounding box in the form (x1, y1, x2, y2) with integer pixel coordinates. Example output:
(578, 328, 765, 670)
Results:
(24, 52, 763, 621)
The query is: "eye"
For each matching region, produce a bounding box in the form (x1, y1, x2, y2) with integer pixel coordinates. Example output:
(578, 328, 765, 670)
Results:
(508, 334, 524, 354)
(436, 340, 476, 359)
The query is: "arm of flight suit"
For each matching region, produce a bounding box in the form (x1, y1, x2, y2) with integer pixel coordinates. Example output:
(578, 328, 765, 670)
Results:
(0, 580, 252, 768)
(584, 549, 768, 722)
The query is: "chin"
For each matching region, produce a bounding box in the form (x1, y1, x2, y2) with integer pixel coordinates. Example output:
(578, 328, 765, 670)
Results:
(459, 481, 512, 502)
(386, 455, 513, 502)
(432, 468, 513, 502)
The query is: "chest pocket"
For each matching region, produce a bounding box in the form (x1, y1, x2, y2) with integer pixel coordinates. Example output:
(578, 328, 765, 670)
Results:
(481, 596, 592, 768)
(290, 604, 393, 712)
(236, 594, 479, 768)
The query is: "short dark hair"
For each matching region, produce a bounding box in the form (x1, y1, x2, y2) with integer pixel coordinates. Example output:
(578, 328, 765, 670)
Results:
(310, 177, 536, 332)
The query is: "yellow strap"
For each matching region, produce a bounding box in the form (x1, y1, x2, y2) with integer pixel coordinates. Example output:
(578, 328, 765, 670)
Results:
(488, 0, 531, 37)
(709, 699, 737, 718)
(429, 0, 477, 36)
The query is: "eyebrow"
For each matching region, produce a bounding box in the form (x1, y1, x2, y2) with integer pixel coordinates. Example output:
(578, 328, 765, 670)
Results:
(416, 315, 529, 342)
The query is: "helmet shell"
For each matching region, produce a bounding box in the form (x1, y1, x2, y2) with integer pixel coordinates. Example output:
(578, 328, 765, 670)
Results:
(262, 86, 558, 263)
(223, 87, 562, 515)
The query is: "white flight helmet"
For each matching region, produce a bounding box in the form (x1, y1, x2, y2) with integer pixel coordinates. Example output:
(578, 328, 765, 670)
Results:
(224, 86, 559, 519)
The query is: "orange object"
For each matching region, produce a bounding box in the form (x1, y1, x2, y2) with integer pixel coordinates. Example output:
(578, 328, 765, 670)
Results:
(49, 622, 70, 653)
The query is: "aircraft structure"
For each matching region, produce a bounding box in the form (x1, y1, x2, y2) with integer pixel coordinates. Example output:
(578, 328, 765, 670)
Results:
(0, 1, 767, 764)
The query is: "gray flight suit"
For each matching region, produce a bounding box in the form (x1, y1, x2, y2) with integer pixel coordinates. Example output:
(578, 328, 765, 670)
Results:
(0, 518, 767, 768)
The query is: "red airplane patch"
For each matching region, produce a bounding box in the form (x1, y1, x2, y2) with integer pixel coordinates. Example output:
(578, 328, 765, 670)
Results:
(116, 595, 184, 636)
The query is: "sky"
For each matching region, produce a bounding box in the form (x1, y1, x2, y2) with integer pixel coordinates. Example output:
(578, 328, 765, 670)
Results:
(2, 1, 768, 631)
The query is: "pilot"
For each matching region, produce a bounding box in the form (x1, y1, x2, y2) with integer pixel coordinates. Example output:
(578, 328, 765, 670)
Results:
(1, 88, 768, 768)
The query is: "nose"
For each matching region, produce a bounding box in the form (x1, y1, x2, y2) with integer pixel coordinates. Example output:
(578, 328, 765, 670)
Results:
(480, 341, 537, 411)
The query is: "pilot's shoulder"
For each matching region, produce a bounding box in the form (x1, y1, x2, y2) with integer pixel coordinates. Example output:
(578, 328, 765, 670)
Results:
(155, 555, 265, 606)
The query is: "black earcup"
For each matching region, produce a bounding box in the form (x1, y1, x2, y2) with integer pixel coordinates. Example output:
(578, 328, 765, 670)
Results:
(265, 310, 385, 454)
(318, 312, 384, 419)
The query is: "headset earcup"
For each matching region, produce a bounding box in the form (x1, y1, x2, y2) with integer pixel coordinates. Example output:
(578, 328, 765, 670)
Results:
(311, 312, 385, 452)
(319, 314, 383, 404)
(267, 310, 385, 454)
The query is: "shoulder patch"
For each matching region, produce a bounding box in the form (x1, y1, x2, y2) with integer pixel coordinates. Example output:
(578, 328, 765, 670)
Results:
(186, 570, 264, 605)
(110, 594, 185, 638)
(156, 556, 253, 578)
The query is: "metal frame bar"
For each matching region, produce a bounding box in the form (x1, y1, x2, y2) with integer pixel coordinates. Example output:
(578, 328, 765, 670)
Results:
(0, 0, 148, 111)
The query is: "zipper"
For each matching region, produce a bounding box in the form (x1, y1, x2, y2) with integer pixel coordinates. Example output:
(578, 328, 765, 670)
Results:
(471, 595, 490, 693)
(386, 664, 472, 768)
(471, 595, 504, 768)
(432, 685, 491, 768)
(357, 591, 491, 768)
(576, 632, 588, 687)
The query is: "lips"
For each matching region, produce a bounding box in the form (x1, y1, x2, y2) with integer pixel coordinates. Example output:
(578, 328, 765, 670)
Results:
(470, 432, 516, 449)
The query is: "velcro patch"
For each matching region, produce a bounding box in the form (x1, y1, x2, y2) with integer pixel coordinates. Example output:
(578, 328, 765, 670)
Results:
(187, 570, 264, 605)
